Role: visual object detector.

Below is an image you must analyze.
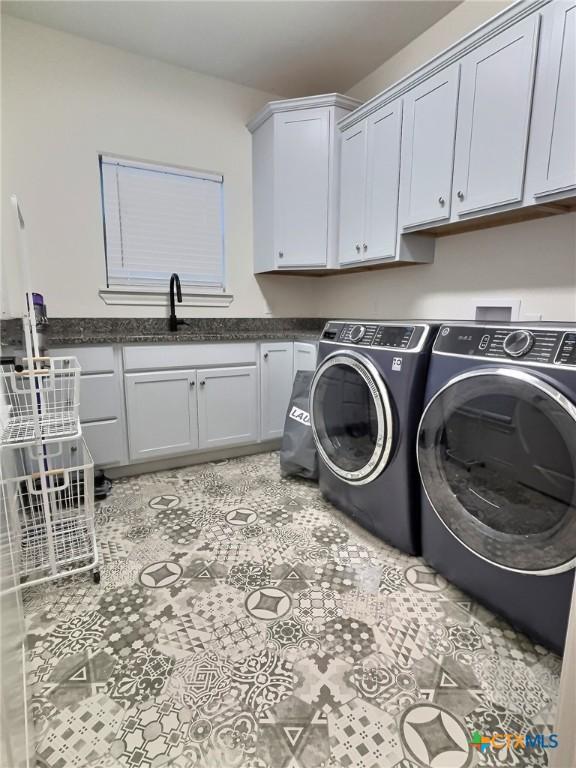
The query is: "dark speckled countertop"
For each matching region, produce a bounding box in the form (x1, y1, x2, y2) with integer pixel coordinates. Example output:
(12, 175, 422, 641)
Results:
(1, 317, 324, 348)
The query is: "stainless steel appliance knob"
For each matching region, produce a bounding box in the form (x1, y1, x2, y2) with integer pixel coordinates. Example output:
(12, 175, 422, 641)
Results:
(349, 324, 366, 343)
(503, 329, 535, 358)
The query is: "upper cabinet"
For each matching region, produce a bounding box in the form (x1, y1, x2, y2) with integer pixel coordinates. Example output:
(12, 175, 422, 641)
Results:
(339, 101, 402, 266)
(452, 15, 540, 216)
(249, 2, 575, 278)
(399, 65, 460, 229)
(275, 108, 330, 268)
(248, 94, 360, 273)
(339, 122, 367, 265)
(364, 104, 404, 261)
(527, 1, 576, 199)
(339, 101, 407, 266)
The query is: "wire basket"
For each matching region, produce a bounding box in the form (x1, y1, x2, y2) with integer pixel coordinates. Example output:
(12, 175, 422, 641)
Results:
(0, 356, 81, 446)
(1, 438, 97, 588)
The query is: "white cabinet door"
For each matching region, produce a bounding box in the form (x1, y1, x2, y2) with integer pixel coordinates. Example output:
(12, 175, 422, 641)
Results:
(453, 15, 540, 215)
(275, 108, 330, 267)
(82, 419, 126, 467)
(197, 366, 258, 450)
(260, 342, 294, 440)
(400, 66, 460, 227)
(531, 1, 576, 197)
(293, 342, 317, 376)
(125, 370, 198, 461)
(364, 101, 403, 260)
(79, 374, 121, 422)
(338, 122, 367, 265)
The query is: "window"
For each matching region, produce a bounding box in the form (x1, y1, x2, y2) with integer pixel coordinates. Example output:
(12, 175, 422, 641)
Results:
(99, 155, 225, 291)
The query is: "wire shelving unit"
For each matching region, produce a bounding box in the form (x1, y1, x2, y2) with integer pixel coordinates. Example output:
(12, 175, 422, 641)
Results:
(0, 197, 100, 592)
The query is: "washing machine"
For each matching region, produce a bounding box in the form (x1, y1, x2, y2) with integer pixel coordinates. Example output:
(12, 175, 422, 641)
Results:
(417, 322, 576, 653)
(310, 320, 438, 555)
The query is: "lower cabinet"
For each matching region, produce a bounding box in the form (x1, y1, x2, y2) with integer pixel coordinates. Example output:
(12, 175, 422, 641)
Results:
(82, 419, 126, 466)
(260, 342, 295, 440)
(125, 370, 199, 461)
(51, 344, 128, 468)
(91, 340, 305, 465)
(293, 342, 317, 375)
(197, 366, 258, 450)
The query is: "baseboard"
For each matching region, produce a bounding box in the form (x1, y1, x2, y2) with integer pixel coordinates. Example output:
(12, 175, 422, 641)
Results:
(104, 440, 281, 479)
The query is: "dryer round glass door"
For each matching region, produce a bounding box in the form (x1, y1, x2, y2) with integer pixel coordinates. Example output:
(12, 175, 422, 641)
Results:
(310, 351, 393, 485)
(418, 369, 576, 574)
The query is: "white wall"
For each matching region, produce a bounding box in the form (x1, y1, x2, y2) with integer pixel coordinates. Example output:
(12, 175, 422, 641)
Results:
(1, 15, 319, 319)
(329, 0, 576, 323)
(348, 0, 511, 102)
(3, 6, 575, 325)
(313, 214, 576, 321)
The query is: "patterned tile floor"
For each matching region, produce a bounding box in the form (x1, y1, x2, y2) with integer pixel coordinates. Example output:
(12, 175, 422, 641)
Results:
(24, 452, 561, 768)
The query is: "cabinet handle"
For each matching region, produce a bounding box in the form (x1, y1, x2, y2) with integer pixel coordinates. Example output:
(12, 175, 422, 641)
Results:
(355, 244, 361, 253)
(200, 380, 206, 386)
(363, 243, 368, 252)
(278, 251, 284, 258)
(457, 190, 464, 200)
(190, 380, 195, 387)
(264, 352, 269, 360)
(438, 196, 445, 206)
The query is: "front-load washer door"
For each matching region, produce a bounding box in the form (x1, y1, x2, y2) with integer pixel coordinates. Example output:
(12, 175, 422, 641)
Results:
(418, 368, 576, 574)
(310, 351, 393, 485)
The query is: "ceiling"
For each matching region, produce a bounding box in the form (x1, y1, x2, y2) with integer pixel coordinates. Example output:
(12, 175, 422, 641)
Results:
(2, 0, 461, 97)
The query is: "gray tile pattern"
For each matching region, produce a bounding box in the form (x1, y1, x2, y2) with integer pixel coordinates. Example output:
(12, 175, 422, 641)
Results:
(25, 452, 560, 767)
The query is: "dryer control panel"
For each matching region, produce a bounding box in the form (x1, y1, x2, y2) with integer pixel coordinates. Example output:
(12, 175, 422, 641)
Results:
(434, 325, 576, 366)
(321, 322, 426, 351)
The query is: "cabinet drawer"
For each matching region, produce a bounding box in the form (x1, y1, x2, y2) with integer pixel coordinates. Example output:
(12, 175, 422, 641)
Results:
(50, 345, 115, 374)
(82, 419, 125, 466)
(123, 343, 257, 372)
(79, 374, 122, 422)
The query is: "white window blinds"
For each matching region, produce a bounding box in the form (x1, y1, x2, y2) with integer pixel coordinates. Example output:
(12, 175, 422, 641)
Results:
(100, 155, 225, 289)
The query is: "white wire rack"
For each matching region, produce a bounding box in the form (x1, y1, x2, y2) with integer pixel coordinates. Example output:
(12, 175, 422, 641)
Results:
(0, 197, 99, 593)
(0, 356, 81, 447)
(1, 439, 98, 589)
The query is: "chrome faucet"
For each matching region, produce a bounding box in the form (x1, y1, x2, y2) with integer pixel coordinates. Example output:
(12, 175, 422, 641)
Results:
(169, 273, 183, 332)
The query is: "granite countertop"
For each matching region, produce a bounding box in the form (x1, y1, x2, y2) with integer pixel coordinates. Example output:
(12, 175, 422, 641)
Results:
(2, 317, 325, 348)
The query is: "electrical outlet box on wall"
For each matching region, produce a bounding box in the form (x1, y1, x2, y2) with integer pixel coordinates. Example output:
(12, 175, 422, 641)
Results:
(474, 299, 521, 322)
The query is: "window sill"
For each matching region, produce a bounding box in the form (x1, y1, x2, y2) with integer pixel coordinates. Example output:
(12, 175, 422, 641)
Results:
(99, 287, 234, 308)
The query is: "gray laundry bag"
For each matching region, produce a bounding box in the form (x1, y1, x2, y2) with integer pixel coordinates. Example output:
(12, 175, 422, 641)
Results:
(280, 370, 318, 480)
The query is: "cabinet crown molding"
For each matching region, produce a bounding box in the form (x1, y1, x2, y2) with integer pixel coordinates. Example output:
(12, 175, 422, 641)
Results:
(338, 0, 552, 131)
(247, 93, 361, 132)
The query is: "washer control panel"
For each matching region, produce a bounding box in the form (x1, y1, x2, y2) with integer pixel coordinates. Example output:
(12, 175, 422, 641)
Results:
(434, 325, 576, 366)
(556, 333, 576, 366)
(322, 322, 421, 350)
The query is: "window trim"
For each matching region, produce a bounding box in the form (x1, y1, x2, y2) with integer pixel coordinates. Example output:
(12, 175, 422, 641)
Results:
(98, 153, 229, 304)
(98, 286, 234, 307)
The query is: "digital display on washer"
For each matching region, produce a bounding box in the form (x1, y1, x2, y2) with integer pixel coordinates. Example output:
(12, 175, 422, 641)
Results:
(556, 333, 576, 366)
(372, 325, 414, 349)
(434, 326, 489, 355)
